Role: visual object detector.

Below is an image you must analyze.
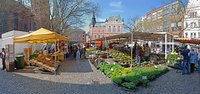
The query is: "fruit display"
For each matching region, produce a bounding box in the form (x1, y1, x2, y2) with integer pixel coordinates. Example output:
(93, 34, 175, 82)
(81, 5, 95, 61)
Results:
(30, 53, 61, 74)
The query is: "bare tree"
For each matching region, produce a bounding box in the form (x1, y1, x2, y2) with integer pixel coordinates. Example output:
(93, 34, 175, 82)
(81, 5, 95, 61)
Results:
(50, 0, 99, 34)
(125, 17, 144, 32)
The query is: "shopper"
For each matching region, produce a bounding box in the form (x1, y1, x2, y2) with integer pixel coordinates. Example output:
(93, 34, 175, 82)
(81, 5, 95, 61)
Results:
(198, 49, 200, 73)
(144, 43, 151, 62)
(76, 47, 80, 60)
(1, 48, 6, 70)
(181, 45, 190, 75)
(189, 49, 198, 73)
(136, 46, 142, 64)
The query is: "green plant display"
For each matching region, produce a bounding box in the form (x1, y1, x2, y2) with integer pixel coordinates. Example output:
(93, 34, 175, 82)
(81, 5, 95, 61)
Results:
(167, 52, 180, 64)
(98, 63, 168, 90)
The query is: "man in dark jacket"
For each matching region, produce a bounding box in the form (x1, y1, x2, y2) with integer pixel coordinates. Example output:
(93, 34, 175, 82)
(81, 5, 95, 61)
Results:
(1, 48, 6, 70)
(181, 45, 190, 75)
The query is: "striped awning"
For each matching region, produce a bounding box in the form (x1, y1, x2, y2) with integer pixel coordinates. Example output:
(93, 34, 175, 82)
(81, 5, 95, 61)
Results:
(175, 38, 200, 44)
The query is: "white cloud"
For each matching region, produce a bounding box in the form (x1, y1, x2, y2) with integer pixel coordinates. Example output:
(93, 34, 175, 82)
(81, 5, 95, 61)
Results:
(97, 18, 106, 22)
(109, 1, 122, 8)
(109, 1, 124, 13)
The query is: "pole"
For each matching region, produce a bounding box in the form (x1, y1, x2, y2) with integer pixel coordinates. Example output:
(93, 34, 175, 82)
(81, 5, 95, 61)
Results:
(172, 35, 174, 52)
(165, 34, 167, 59)
(131, 32, 133, 68)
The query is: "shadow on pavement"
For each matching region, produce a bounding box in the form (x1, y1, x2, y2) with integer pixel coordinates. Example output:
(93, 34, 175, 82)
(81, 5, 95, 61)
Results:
(0, 71, 128, 94)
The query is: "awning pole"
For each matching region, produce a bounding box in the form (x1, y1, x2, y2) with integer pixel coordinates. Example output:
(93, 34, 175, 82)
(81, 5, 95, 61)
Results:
(130, 32, 133, 68)
(165, 34, 167, 59)
(172, 36, 174, 52)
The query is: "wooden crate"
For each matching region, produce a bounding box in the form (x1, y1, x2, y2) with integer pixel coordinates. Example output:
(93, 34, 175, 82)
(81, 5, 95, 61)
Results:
(24, 48, 32, 66)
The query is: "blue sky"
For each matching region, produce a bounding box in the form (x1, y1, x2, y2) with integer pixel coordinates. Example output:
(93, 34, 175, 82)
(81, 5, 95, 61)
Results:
(82, 0, 188, 31)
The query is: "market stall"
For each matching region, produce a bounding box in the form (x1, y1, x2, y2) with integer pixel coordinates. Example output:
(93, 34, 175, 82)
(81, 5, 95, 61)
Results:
(14, 28, 68, 74)
(95, 32, 174, 62)
(175, 38, 200, 44)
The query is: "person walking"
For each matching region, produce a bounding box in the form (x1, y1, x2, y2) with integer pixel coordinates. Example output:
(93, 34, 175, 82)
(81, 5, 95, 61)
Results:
(76, 47, 80, 60)
(181, 45, 190, 75)
(144, 43, 151, 62)
(1, 48, 6, 70)
(189, 49, 198, 73)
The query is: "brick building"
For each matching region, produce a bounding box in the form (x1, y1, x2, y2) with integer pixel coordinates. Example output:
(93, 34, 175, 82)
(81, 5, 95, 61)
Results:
(0, 0, 33, 36)
(89, 14, 125, 41)
(138, 0, 185, 37)
(31, 0, 50, 29)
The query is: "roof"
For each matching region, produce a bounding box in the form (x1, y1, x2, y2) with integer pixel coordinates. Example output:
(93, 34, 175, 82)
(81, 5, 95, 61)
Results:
(175, 38, 200, 44)
(95, 32, 173, 41)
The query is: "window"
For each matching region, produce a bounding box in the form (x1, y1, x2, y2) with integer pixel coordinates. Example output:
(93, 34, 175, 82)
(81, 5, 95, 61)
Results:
(0, 11, 9, 33)
(108, 26, 111, 32)
(198, 20, 200, 27)
(198, 32, 200, 38)
(191, 33, 193, 38)
(118, 26, 120, 32)
(102, 30, 104, 32)
(98, 35, 100, 38)
(190, 12, 197, 18)
(12, 13, 19, 30)
(186, 22, 188, 28)
(194, 33, 196, 38)
(185, 33, 188, 38)
(194, 22, 197, 28)
(98, 30, 100, 32)
(95, 35, 96, 39)
(190, 22, 194, 28)
(113, 26, 116, 32)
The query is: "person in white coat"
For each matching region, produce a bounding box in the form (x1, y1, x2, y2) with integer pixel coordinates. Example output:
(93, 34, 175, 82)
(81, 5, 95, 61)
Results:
(76, 47, 80, 60)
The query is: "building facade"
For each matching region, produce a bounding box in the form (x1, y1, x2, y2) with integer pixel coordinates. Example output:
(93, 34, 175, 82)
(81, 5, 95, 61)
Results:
(140, 0, 185, 37)
(184, 0, 200, 38)
(31, 0, 50, 29)
(89, 15, 125, 41)
(64, 29, 86, 43)
(0, 0, 33, 36)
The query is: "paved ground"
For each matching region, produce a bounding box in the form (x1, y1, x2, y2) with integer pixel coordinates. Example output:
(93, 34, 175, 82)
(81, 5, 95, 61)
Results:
(0, 57, 131, 94)
(0, 57, 200, 94)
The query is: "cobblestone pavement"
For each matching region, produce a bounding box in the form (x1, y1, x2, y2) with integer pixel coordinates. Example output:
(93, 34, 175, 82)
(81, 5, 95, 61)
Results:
(0, 58, 200, 94)
(0, 58, 131, 94)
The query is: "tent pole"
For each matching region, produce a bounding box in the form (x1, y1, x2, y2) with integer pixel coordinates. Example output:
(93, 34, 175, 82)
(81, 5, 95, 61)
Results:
(130, 32, 133, 68)
(172, 36, 174, 52)
(165, 34, 167, 59)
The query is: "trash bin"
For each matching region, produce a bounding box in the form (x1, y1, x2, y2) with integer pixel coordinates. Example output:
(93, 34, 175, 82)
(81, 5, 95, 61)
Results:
(15, 55, 24, 69)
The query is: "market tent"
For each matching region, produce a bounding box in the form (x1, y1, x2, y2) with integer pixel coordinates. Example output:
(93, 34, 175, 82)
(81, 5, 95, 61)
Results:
(94, 32, 174, 59)
(175, 38, 200, 44)
(95, 32, 173, 41)
(14, 28, 68, 43)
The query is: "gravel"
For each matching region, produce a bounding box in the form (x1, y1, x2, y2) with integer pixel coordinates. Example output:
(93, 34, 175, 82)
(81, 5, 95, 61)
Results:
(0, 58, 199, 94)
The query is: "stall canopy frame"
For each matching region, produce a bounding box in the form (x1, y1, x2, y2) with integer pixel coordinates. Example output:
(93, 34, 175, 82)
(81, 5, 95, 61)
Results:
(95, 32, 174, 59)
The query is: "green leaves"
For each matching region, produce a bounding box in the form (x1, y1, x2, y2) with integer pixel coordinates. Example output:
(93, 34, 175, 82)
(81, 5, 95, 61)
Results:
(98, 63, 168, 90)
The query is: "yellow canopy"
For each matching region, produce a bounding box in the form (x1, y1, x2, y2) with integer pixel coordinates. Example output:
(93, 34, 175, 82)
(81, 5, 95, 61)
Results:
(14, 28, 68, 43)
